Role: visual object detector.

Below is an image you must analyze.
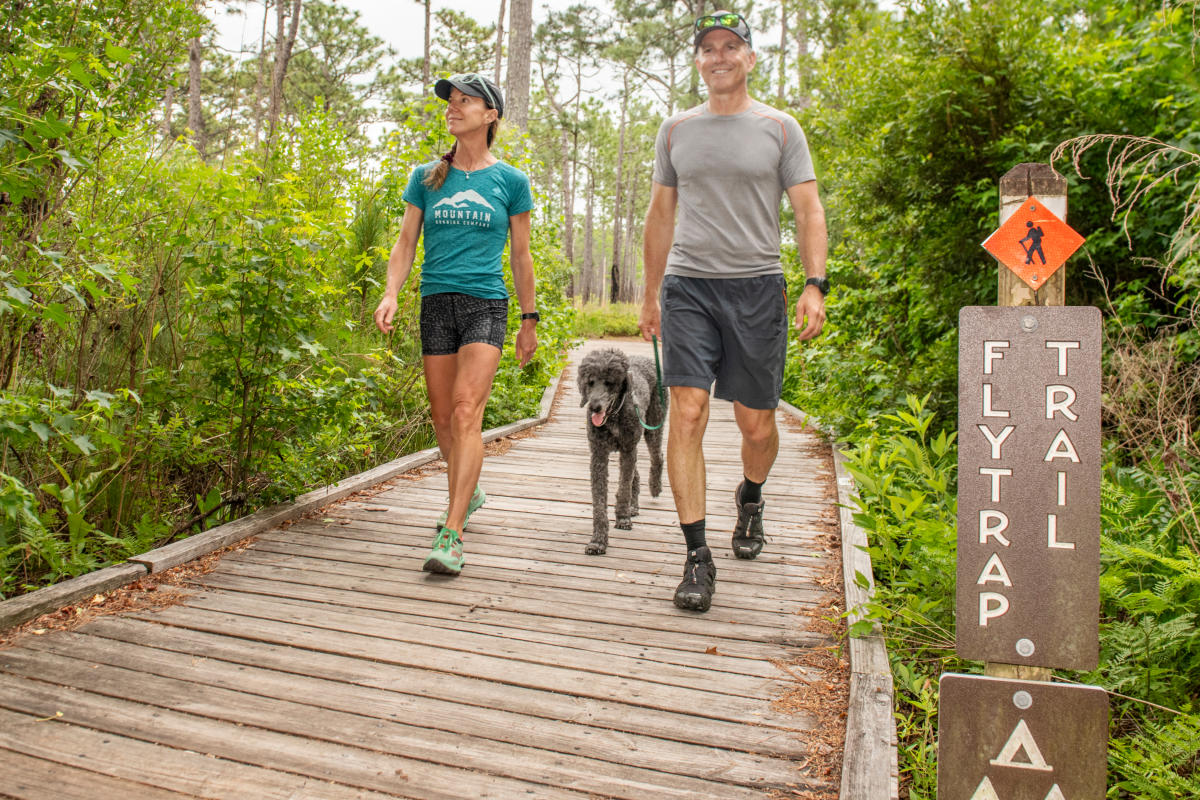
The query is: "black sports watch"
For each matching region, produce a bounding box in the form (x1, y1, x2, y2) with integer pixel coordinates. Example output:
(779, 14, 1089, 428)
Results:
(520, 311, 540, 322)
(804, 276, 830, 296)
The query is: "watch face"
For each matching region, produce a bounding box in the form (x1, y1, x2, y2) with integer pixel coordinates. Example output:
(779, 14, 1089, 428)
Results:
(807, 277, 830, 295)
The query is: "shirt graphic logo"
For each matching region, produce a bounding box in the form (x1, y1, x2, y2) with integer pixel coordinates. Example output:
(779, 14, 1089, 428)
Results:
(431, 189, 495, 227)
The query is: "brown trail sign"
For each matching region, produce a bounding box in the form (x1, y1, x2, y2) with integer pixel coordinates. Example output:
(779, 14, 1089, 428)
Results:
(938, 165, 1108, 800)
(956, 306, 1101, 670)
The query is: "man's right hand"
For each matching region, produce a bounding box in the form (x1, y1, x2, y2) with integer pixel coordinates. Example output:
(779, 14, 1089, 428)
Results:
(638, 298, 661, 341)
(374, 295, 398, 334)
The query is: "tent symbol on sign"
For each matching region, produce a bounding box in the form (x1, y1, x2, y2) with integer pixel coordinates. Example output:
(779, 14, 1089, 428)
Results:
(969, 719, 1066, 800)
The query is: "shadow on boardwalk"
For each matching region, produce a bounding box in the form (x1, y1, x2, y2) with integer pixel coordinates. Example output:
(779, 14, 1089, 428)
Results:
(0, 339, 847, 800)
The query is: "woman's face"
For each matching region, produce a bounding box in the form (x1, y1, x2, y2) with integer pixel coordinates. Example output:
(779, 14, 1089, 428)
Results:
(445, 88, 496, 138)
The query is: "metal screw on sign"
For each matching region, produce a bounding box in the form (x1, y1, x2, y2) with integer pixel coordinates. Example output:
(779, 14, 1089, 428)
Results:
(1016, 638, 1036, 658)
(1013, 691, 1033, 710)
(1021, 315, 1038, 332)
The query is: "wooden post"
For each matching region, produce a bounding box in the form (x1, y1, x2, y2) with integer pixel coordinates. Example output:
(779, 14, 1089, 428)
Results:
(997, 163, 1067, 307)
(987, 161, 1064, 682)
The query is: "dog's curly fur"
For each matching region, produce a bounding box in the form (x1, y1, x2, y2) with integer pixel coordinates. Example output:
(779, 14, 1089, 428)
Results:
(577, 348, 667, 555)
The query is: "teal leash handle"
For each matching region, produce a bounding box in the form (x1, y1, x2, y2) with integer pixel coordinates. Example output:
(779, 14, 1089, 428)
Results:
(636, 334, 666, 432)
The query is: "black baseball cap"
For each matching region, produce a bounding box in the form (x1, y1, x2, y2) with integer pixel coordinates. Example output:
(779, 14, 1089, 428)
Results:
(434, 73, 505, 118)
(693, 10, 753, 49)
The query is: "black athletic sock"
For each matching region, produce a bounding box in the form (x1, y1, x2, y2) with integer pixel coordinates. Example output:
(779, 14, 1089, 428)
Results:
(681, 519, 707, 551)
(740, 476, 764, 505)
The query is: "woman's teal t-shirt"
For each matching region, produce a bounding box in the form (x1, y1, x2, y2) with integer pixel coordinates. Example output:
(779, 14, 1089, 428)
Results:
(402, 160, 533, 299)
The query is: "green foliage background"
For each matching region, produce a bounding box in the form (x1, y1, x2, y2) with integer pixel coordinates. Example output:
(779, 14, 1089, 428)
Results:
(2, 0, 1199, 795)
(780, 1, 1200, 795)
(0, 0, 573, 598)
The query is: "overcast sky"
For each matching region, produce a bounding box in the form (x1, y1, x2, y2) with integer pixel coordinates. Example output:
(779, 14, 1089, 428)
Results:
(215, 0, 571, 64)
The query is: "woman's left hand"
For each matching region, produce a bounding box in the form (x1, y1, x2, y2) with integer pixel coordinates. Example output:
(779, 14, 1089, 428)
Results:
(515, 322, 537, 367)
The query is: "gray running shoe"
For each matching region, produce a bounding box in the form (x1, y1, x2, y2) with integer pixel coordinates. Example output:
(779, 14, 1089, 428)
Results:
(731, 481, 767, 559)
(673, 546, 717, 612)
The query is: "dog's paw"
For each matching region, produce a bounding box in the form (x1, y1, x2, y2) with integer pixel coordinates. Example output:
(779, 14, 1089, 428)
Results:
(615, 516, 633, 530)
(585, 540, 608, 555)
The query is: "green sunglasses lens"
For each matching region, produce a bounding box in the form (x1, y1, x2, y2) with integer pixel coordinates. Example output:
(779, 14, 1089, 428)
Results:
(697, 17, 717, 29)
(718, 13, 740, 25)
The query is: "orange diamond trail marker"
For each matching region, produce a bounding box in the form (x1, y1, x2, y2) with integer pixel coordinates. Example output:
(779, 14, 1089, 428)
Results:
(982, 196, 1085, 291)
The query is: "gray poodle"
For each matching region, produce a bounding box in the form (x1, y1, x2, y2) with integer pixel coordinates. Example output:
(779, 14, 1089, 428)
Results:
(576, 347, 667, 554)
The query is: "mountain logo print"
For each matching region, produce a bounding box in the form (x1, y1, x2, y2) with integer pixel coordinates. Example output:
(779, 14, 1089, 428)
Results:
(432, 190, 494, 211)
(430, 188, 496, 228)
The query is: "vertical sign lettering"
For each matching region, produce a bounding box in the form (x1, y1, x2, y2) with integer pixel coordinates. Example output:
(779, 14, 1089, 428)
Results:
(957, 307, 1101, 670)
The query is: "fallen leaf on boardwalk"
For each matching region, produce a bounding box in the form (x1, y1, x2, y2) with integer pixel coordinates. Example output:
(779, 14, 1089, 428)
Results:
(705, 645, 722, 656)
(364, 506, 389, 512)
(30, 629, 46, 635)
(35, 711, 63, 722)
(90, 594, 106, 604)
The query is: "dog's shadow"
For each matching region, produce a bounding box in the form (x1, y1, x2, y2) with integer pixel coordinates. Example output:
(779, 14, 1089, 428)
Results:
(576, 348, 667, 555)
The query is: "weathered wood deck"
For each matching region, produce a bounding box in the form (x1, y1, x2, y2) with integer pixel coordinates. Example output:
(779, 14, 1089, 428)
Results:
(0, 339, 845, 800)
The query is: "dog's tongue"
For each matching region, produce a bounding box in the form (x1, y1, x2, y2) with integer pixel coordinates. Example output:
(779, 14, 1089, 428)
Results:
(591, 411, 607, 427)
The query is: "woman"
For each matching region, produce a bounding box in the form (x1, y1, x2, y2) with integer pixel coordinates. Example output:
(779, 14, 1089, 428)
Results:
(374, 73, 538, 575)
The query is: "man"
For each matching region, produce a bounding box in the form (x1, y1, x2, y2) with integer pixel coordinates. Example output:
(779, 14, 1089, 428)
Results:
(638, 10, 828, 612)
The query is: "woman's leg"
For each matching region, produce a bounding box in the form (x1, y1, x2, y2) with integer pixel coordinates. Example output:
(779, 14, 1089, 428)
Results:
(425, 342, 502, 532)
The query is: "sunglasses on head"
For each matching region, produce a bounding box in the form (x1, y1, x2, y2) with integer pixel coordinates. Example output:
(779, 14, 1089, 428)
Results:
(448, 73, 498, 109)
(694, 12, 750, 36)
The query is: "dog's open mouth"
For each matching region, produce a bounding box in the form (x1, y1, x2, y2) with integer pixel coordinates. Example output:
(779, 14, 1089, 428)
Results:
(590, 410, 607, 427)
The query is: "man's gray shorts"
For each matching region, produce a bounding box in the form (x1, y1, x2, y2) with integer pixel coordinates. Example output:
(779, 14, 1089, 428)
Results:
(659, 273, 788, 410)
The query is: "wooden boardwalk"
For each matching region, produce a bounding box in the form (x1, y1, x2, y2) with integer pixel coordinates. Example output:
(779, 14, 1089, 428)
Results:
(0, 339, 845, 800)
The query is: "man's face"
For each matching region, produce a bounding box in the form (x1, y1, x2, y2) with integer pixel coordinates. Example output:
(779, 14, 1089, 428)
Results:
(694, 28, 755, 93)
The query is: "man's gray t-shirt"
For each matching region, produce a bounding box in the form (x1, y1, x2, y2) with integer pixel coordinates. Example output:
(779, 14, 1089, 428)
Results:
(652, 100, 816, 279)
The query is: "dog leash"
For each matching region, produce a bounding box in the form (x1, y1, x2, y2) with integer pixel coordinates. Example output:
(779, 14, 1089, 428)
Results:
(635, 334, 666, 431)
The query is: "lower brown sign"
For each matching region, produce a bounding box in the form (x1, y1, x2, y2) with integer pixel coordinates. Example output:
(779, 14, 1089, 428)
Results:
(938, 674, 1107, 799)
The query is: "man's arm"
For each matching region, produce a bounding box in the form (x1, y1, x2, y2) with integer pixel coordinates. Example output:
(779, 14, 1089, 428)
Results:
(786, 180, 828, 341)
(639, 181, 678, 340)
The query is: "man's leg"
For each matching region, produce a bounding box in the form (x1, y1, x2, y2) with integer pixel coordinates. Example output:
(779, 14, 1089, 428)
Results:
(731, 402, 778, 559)
(668, 385, 711, 525)
(668, 385, 718, 611)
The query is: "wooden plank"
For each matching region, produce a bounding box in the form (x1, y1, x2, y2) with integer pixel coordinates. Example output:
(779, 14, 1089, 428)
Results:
(196, 569, 825, 663)
(0, 746, 189, 800)
(0, 652, 802, 799)
(0, 673, 599, 800)
(18, 634, 817, 793)
(121, 603, 806, 729)
(0, 564, 146, 631)
(79, 616, 812, 758)
(218, 547, 819, 634)
(151, 590, 799, 703)
(254, 525, 829, 586)
(831, 443, 899, 800)
(127, 448, 443, 574)
(0, 706, 394, 800)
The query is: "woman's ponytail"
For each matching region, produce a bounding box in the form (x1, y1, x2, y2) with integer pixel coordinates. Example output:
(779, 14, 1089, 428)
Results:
(424, 142, 457, 190)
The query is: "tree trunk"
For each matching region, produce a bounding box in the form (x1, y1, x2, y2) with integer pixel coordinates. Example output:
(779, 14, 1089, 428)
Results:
(267, 0, 303, 147)
(583, 161, 595, 303)
(493, 0, 507, 84)
(421, 0, 431, 89)
(161, 84, 174, 143)
(777, 4, 788, 106)
(250, 0, 270, 147)
(505, 0, 533, 130)
(622, 169, 638, 301)
(560, 126, 573, 266)
(187, 33, 205, 156)
(609, 75, 629, 303)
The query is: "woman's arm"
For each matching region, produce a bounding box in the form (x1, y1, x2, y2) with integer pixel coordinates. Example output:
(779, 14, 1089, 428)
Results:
(373, 204, 423, 334)
(509, 211, 537, 367)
